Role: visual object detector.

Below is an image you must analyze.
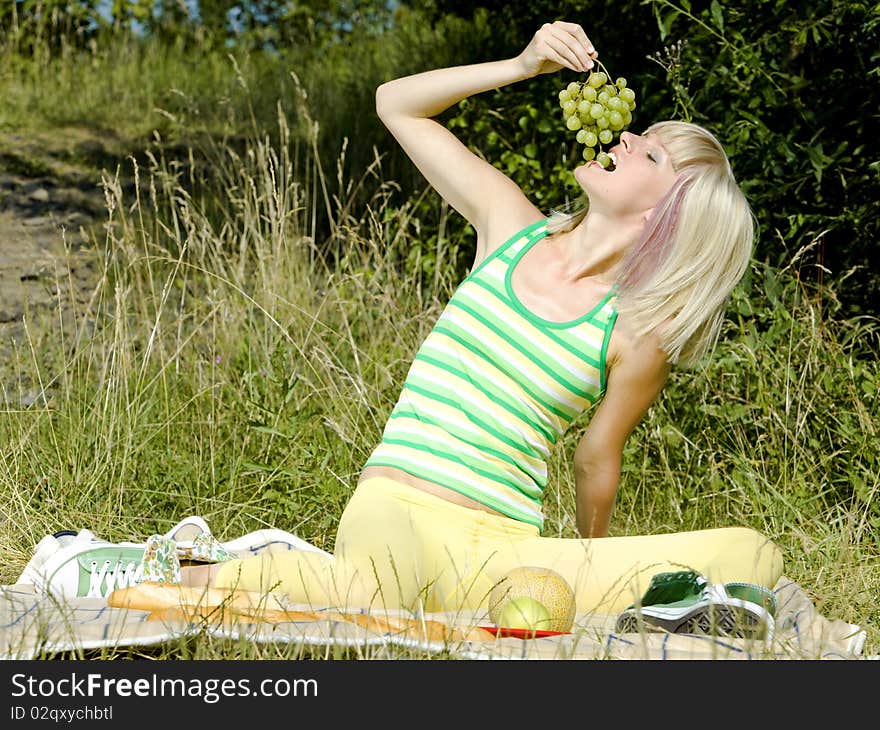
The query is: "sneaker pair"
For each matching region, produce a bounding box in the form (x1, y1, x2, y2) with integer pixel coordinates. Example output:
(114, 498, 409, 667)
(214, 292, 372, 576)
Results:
(615, 570, 777, 640)
(17, 517, 326, 601)
(16, 516, 233, 600)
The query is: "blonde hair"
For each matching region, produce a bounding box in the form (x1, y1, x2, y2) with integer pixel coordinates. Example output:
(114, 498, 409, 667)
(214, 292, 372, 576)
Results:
(545, 121, 755, 368)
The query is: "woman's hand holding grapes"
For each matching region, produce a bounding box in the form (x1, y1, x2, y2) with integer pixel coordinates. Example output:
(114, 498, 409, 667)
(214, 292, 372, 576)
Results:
(516, 21, 599, 78)
(514, 22, 637, 169)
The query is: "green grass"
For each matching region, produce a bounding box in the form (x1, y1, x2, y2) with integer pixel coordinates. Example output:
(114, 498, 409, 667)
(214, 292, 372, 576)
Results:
(0, 35, 877, 660)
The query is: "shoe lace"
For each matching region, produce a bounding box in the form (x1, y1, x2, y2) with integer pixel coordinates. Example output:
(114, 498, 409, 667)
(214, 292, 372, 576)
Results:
(87, 559, 143, 597)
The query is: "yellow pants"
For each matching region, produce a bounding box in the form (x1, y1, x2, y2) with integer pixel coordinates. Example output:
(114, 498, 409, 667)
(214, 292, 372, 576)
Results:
(214, 476, 783, 614)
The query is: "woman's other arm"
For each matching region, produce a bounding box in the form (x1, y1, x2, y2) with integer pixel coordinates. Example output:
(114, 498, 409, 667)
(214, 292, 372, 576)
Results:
(572, 332, 670, 538)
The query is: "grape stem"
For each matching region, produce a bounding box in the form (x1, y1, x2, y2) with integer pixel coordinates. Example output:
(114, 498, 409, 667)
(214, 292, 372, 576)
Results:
(592, 58, 614, 84)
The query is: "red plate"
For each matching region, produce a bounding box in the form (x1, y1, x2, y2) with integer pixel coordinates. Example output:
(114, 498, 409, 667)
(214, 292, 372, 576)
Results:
(478, 625, 569, 639)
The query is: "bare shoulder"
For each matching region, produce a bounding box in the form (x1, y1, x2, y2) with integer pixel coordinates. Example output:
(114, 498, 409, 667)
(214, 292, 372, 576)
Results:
(471, 198, 545, 271)
(574, 316, 671, 460)
(605, 316, 671, 386)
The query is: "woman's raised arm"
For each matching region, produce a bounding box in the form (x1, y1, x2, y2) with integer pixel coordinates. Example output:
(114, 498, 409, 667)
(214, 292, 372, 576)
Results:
(375, 21, 598, 247)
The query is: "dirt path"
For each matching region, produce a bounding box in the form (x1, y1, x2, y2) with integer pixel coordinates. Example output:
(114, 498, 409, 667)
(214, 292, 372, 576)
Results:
(0, 129, 112, 403)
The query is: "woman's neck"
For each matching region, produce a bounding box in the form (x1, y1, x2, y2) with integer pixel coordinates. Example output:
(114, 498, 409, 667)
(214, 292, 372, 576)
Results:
(550, 210, 643, 285)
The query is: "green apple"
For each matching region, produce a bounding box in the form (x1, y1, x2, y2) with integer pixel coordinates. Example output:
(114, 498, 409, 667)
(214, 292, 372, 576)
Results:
(497, 596, 552, 631)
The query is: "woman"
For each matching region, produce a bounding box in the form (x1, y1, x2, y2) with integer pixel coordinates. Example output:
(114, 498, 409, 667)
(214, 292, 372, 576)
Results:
(43, 21, 783, 617)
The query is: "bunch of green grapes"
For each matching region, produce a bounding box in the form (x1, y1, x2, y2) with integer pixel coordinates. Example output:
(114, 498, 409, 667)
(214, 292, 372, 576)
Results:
(557, 61, 637, 170)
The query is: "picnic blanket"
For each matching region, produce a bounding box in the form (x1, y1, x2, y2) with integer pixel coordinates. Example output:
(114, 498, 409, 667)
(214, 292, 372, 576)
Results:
(0, 527, 868, 661)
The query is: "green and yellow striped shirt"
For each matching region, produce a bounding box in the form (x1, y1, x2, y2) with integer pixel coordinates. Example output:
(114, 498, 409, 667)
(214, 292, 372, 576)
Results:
(363, 217, 619, 530)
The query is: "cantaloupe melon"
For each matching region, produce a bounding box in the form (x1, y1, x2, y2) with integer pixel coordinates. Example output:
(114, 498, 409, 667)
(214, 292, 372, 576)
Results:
(488, 566, 576, 632)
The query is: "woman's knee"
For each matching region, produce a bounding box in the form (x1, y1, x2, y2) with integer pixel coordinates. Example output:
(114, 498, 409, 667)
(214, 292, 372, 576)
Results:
(701, 526, 784, 587)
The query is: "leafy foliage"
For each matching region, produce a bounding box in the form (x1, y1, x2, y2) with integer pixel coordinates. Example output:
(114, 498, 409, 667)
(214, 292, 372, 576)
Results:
(410, 0, 880, 318)
(646, 0, 880, 316)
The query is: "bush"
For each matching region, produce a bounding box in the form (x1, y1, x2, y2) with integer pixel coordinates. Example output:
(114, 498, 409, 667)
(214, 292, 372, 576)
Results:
(408, 0, 880, 319)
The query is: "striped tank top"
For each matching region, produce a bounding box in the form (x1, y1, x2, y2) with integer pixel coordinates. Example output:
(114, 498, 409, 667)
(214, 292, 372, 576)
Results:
(362, 217, 619, 530)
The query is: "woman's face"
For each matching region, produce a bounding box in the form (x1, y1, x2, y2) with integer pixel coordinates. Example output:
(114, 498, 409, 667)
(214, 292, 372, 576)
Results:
(574, 130, 678, 217)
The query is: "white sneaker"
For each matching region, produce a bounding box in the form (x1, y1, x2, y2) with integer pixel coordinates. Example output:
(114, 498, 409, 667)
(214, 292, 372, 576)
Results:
(615, 570, 777, 640)
(164, 515, 212, 547)
(116, 515, 213, 549)
(17, 516, 209, 586)
(16, 529, 104, 586)
(35, 534, 181, 600)
(171, 525, 329, 564)
(219, 529, 331, 558)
